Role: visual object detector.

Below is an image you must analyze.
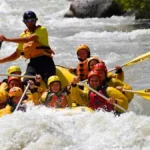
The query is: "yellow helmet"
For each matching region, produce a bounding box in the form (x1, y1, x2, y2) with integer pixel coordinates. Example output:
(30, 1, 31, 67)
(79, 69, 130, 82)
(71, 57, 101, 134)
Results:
(7, 66, 21, 74)
(76, 44, 90, 53)
(47, 75, 61, 86)
(9, 87, 23, 97)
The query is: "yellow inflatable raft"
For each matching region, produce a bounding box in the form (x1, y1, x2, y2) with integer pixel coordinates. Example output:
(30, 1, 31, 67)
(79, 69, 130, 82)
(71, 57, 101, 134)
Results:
(56, 65, 75, 89)
(56, 106, 94, 115)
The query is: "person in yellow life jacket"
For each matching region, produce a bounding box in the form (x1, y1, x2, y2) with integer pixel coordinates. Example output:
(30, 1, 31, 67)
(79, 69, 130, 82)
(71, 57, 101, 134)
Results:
(93, 63, 134, 103)
(0, 76, 43, 117)
(68, 70, 128, 114)
(6, 75, 42, 106)
(0, 87, 25, 117)
(0, 10, 56, 85)
(69, 44, 91, 81)
(26, 74, 44, 106)
(87, 56, 124, 81)
(0, 75, 44, 118)
(0, 76, 24, 103)
(40, 75, 68, 108)
(8, 86, 26, 112)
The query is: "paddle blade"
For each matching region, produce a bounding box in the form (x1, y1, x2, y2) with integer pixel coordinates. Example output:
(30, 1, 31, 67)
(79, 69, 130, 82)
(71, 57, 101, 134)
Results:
(132, 89, 150, 100)
(108, 52, 150, 72)
(123, 52, 150, 67)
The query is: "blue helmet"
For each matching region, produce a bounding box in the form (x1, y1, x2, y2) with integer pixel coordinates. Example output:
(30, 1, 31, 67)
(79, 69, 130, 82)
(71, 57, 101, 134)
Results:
(23, 11, 38, 20)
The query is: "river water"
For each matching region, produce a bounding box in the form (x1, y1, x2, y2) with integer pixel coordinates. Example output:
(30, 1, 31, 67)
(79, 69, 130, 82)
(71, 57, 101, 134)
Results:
(0, 0, 150, 149)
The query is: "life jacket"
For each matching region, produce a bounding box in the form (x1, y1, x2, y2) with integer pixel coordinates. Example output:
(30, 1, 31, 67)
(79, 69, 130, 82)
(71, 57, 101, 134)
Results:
(21, 41, 53, 59)
(88, 86, 114, 112)
(44, 91, 67, 108)
(76, 59, 89, 81)
(21, 26, 52, 59)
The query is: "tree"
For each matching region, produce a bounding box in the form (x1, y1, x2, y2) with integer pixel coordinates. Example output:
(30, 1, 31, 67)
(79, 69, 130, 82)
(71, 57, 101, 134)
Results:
(115, 0, 150, 19)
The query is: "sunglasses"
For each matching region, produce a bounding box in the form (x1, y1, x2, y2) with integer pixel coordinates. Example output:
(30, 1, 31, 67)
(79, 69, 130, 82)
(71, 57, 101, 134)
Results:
(25, 18, 36, 23)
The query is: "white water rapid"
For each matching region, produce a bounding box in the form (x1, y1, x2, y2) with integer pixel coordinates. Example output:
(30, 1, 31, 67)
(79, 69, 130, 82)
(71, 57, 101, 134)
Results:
(0, 0, 150, 149)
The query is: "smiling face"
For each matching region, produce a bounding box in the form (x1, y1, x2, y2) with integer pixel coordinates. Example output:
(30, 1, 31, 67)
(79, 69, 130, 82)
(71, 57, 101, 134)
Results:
(89, 75, 100, 89)
(88, 69, 106, 89)
(77, 49, 89, 60)
(50, 81, 61, 93)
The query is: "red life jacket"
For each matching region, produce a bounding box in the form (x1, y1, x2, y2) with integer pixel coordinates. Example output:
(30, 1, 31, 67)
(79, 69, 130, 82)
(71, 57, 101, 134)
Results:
(88, 88, 114, 112)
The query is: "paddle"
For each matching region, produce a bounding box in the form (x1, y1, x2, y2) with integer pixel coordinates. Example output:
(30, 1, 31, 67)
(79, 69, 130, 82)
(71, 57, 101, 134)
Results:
(0, 73, 35, 79)
(78, 82, 127, 112)
(109, 52, 150, 72)
(0, 41, 2, 49)
(14, 83, 30, 112)
(123, 89, 150, 100)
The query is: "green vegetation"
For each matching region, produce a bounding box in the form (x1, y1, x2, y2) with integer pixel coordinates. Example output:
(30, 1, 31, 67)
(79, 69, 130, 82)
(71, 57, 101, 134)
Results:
(115, 0, 150, 19)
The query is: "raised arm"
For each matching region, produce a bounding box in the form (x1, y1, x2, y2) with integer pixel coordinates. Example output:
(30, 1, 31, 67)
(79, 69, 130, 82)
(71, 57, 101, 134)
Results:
(0, 34, 38, 43)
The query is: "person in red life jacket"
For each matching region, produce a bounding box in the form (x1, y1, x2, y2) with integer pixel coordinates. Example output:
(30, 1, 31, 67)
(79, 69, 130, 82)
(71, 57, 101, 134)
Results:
(0, 11, 56, 85)
(87, 70, 115, 111)
(69, 44, 91, 81)
(93, 63, 134, 103)
(40, 75, 68, 108)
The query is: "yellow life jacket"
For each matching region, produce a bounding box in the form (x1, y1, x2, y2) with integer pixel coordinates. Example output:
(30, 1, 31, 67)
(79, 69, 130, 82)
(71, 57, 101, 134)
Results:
(106, 87, 128, 113)
(0, 105, 12, 117)
(107, 78, 134, 103)
(21, 41, 53, 59)
(26, 91, 41, 106)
